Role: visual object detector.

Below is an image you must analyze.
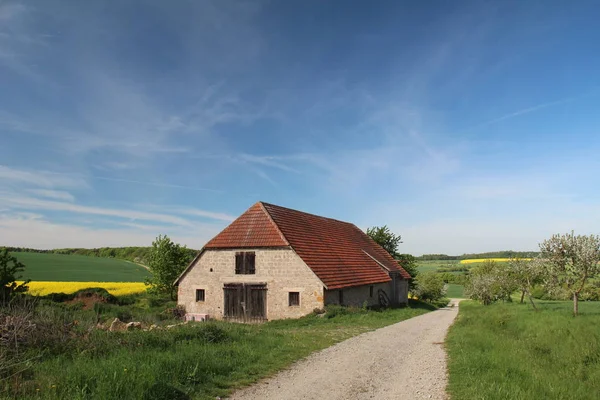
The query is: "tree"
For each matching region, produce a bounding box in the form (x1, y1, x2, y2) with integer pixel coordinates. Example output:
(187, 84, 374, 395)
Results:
(366, 225, 402, 258)
(465, 260, 517, 305)
(508, 257, 542, 310)
(366, 227, 417, 288)
(0, 248, 30, 305)
(396, 254, 419, 290)
(538, 231, 600, 315)
(146, 235, 190, 300)
(412, 272, 446, 302)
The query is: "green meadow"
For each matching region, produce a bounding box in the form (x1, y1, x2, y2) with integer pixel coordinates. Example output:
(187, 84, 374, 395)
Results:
(447, 300, 600, 400)
(15, 252, 150, 282)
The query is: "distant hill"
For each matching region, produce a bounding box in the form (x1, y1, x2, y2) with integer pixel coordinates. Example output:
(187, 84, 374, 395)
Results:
(4, 246, 200, 266)
(417, 251, 539, 261)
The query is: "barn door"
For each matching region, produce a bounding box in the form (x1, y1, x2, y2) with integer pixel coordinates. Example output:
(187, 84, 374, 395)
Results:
(223, 283, 267, 322)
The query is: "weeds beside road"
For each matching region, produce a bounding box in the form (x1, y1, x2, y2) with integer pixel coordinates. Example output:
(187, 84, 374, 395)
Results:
(2, 295, 444, 400)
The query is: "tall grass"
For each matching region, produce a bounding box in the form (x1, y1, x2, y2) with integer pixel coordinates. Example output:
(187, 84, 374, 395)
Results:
(446, 300, 600, 400)
(3, 298, 438, 400)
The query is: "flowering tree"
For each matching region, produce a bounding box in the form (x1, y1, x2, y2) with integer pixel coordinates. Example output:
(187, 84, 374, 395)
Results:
(508, 257, 543, 310)
(538, 232, 600, 315)
(465, 260, 517, 305)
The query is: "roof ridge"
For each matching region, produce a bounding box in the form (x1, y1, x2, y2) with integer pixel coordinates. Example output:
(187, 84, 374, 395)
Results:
(259, 201, 356, 226)
(258, 202, 290, 246)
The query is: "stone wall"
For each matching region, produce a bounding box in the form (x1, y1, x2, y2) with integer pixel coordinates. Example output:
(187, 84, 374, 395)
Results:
(323, 281, 393, 307)
(324, 279, 409, 307)
(177, 248, 325, 320)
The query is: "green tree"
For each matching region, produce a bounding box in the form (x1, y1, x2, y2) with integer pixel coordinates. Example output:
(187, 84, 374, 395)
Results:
(396, 253, 418, 290)
(146, 235, 190, 300)
(0, 248, 30, 305)
(366, 225, 402, 258)
(465, 260, 517, 305)
(539, 231, 600, 315)
(413, 272, 446, 302)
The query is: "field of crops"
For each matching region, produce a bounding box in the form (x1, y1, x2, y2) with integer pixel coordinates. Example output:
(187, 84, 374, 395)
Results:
(14, 252, 150, 282)
(459, 258, 531, 264)
(22, 281, 147, 296)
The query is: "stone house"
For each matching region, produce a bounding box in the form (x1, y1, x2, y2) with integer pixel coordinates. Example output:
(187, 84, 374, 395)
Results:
(175, 202, 411, 322)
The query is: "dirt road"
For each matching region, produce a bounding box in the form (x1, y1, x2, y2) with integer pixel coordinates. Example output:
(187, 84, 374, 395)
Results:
(229, 299, 461, 400)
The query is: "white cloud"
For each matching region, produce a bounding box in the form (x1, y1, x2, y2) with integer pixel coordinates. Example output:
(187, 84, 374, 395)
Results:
(28, 189, 75, 202)
(0, 216, 217, 249)
(0, 195, 194, 227)
(156, 207, 236, 222)
(0, 165, 86, 188)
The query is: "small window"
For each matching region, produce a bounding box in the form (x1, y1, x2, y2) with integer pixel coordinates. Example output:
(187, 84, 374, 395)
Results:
(339, 290, 343, 305)
(235, 252, 256, 274)
(195, 289, 205, 302)
(289, 292, 300, 306)
(370, 286, 374, 298)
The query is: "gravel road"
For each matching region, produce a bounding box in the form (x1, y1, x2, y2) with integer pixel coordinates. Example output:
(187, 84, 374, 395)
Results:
(229, 299, 461, 400)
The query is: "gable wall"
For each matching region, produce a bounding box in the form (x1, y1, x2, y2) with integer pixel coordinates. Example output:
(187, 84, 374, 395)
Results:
(177, 248, 325, 320)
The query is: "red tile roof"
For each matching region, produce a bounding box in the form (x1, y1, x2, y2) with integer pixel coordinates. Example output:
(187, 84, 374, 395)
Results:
(204, 202, 288, 248)
(201, 202, 410, 289)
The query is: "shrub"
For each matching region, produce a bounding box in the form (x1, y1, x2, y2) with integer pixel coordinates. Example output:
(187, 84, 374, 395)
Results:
(413, 272, 446, 302)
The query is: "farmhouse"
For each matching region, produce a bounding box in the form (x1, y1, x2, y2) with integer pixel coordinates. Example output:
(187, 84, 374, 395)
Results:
(176, 202, 410, 321)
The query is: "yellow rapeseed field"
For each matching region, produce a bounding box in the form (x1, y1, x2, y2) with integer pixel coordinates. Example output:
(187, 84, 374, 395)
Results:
(20, 281, 147, 296)
(459, 258, 532, 264)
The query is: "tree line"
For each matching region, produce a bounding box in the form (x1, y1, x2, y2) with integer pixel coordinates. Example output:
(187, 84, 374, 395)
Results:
(418, 251, 539, 260)
(3, 246, 199, 266)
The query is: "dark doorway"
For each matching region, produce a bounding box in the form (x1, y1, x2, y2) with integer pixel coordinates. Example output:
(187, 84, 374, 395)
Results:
(223, 283, 267, 322)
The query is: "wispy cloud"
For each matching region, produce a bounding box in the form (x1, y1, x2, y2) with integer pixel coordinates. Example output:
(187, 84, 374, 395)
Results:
(27, 189, 75, 202)
(156, 207, 236, 222)
(92, 176, 223, 193)
(0, 215, 218, 249)
(0, 195, 194, 227)
(472, 91, 599, 129)
(0, 165, 86, 188)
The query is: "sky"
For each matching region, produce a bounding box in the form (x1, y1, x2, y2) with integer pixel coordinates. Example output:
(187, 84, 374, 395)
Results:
(1, 0, 600, 256)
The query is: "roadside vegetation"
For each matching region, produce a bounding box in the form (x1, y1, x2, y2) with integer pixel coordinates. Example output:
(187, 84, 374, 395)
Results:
(1, 241, 447, 400)
(1, 292, 440, 400)
(447, 300, 600, 400)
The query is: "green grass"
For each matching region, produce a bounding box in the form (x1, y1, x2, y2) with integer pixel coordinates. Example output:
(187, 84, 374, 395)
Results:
(417, 259, 460, 273)
(446, 284, 464, 298)
(6, 299, 439, 399)
(418, 260, 465, 298)
(15, 252, 150, 282)
(447, 300, 600, 400)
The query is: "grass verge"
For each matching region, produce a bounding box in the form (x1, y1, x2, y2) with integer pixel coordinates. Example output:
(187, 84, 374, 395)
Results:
(4, 298, 439, 400)
(446, 300, 600, 400)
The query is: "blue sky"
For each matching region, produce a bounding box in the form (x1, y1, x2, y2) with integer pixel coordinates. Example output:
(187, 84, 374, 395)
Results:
(1, 0, 600, 255)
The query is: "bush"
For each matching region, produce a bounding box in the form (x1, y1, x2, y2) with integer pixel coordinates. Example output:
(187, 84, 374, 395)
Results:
(413, 272, 446, 302)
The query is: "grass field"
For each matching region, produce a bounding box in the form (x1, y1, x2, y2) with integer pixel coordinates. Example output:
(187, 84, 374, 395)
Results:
(15, 252, 150, 282)
(417, 260, 466, 298)
(7, 299, 440, 400)
(445, 284, 464, 298)
(446, 300, 600, 400)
